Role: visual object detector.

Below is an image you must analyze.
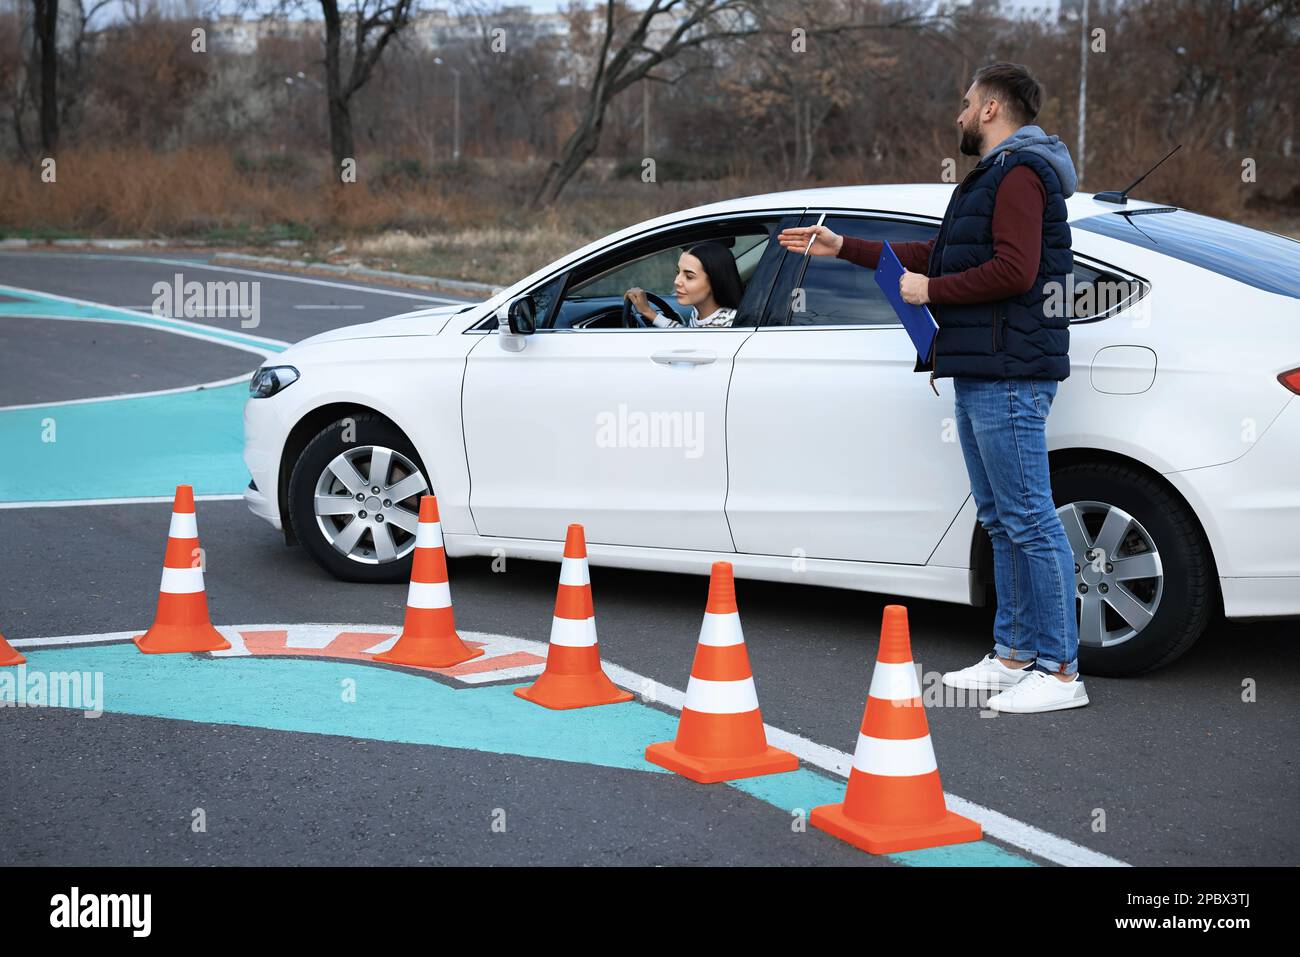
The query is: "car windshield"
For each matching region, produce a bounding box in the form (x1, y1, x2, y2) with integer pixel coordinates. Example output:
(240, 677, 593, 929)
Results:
(1073, 208, 1300, 300)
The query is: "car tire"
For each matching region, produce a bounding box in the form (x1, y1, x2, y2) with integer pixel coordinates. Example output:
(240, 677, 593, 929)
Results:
(287, 413, 430, 583)
(1050, 462, 1216, 676)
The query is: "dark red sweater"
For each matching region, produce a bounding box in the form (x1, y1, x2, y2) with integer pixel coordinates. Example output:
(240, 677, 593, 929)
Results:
(837, 164, 1048, 304)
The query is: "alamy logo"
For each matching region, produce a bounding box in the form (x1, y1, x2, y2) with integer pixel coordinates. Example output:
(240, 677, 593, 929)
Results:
(151, 272, 261, 328)
(0, 666, 103, 717)
(50, 887, 151, 937)
(595, 403, 704, 459)
(1042, 274, 1138, 319)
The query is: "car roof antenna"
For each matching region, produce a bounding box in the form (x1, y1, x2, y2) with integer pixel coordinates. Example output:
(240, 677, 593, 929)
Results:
(1093, 144, 1182, 206)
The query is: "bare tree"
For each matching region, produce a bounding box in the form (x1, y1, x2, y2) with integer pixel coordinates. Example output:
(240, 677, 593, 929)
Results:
(32, 0, 57, 152)
(318, 0, 415, 173)
(528, 0, 937, 208)
(61, 0, 113, 131)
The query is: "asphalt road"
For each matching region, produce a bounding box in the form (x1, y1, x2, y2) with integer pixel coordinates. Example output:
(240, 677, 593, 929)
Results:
(1, 250, 1296, 867)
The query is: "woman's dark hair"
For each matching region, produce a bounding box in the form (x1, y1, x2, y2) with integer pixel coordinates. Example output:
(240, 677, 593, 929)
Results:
(681, 241, 744, 310)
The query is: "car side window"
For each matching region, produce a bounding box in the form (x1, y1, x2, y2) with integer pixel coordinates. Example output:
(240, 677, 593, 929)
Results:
(777, 216, 939, 327)
(551, 218, 785, 330)
(1068, 261, 1146, 322)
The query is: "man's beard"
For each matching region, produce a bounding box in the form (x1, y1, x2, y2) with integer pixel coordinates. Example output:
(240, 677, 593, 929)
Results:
(959, 123, 983, 157)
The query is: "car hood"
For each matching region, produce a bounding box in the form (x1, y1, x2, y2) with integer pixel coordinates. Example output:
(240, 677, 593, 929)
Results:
(294, 303, 478, 346)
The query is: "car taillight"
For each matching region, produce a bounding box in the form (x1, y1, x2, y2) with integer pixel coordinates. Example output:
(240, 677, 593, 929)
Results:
(1280, 368, 1300, 394)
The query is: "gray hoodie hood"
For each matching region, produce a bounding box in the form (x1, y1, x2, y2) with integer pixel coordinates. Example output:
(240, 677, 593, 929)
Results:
(981, 124, 1078, 198)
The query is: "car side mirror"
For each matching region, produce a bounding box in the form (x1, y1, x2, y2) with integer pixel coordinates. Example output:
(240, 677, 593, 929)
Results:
(497, 294, 536, 352)
(508, 296, 537, 335)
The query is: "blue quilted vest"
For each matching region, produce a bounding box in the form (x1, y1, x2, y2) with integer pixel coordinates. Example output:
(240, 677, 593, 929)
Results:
(916, 149, 1073, 381)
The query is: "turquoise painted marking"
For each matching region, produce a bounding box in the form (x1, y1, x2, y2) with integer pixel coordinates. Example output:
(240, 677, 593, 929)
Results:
(0, 381, 252, 500)
(0, 287, 288, 354)
(730, 767, 1034, 867)
(0, 289, 280, 500)
(4, 644, 1037, 866)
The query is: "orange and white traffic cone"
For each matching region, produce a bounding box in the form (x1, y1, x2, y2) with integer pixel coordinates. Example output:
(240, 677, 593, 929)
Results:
(134, 485, 231, 654)
(373, 495, 483, 669)
(645, 561, 798, 783)
(0, 631, 24, 667)
(811, 604, 982, 854)
(514, 524, 633, 709)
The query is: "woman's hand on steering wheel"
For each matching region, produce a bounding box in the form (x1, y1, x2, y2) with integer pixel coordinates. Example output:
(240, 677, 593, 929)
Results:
(622, 288, 682, 328)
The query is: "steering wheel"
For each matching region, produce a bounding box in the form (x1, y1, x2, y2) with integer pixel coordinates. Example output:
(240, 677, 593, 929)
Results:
(622, 291, 683, 329)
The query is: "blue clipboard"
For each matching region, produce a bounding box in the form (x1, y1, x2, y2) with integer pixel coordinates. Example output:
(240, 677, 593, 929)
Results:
(873, 241, 938, 364)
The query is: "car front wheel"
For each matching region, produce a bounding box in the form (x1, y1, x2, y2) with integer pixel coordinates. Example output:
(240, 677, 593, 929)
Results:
(287, 413, 431, 583)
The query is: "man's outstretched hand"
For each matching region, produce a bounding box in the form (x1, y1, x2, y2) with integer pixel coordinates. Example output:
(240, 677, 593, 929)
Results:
(777, 224, 843, 257)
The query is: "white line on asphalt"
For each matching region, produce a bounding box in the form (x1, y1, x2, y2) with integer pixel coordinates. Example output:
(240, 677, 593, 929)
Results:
(599, 660, 1128, 867)
(0, 252, 465, 303)
(0, 284, 283, 410)
(0, 284, 290, 351)
(0, 309, 275, 359)
(10, 631, 142, 647)
(0, 494, 246, 510)
(0, 368, 255, 412)
(117, 305, 367, 311)
(8, 623, 1131, 867)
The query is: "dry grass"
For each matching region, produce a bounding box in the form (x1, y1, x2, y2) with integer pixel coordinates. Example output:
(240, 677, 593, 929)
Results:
(0, 147, 789, 281)
(1, 147, 1295, 285)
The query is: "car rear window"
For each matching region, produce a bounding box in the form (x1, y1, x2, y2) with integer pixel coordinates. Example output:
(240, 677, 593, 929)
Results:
(1073, 209, 1300, 300)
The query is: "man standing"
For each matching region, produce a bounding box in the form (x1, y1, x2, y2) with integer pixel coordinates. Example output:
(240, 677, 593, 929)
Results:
(779, 62, 1087, 713)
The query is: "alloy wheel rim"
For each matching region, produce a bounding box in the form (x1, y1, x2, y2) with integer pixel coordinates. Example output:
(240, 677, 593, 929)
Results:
(1058, 499, 1165, 649)
(313, 445, 428, 564)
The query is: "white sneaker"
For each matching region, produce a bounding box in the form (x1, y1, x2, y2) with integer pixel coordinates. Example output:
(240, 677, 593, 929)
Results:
(987, 670, 1089, 713)
(942, 653, 1036, 691)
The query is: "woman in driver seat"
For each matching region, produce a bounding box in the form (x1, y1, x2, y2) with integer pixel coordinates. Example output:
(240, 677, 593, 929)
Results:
(624, 241, 743, 328)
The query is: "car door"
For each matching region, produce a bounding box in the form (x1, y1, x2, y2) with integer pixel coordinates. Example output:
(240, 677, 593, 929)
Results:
(725, 212, 973, 564)
(462, 211, 798, 550)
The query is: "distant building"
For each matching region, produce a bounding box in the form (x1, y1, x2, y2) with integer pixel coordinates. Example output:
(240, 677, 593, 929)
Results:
(995, 0, 1090, 21)
(932, 0, 1091, 20)
(209, 14, 320, 55)
(207, 7, 583, 56)
(203, 3, 724, 59)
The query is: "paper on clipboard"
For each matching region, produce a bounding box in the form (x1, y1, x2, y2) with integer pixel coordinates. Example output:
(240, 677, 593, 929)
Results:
(873, 240, 938, 364)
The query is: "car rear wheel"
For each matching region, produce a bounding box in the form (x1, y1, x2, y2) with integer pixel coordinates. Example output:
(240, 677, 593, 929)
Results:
(1051, 462, 1215, 676)
(288, 413, 430, 583)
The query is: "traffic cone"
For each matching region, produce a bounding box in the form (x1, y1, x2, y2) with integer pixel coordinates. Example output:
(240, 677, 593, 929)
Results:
(0, 631, 24, 666)
(134, 485, 231, 654)
(373, 495, 483, 668)
(645, 561, 798, 783)
(811, 605, 982, 854)
(514, 524, 632, 709)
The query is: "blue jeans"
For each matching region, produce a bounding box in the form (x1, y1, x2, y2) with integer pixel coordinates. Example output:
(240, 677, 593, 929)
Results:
(953, 376, 1079, 676)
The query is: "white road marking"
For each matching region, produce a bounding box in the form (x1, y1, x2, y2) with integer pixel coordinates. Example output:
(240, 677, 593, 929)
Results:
(0, 369, 254, 413)
(0, 494, 246, 510)
(118, 305, 369, 312)
(0, 252, 464, 303)
(0, 309, 278, 362)
(0, 283, 281, 411)
(0, 284, 290, 352)
(9, 623, 1131, 867)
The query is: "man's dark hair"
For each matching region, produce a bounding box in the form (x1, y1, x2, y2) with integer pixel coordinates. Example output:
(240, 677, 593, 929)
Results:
(972, 62, 1042, 126)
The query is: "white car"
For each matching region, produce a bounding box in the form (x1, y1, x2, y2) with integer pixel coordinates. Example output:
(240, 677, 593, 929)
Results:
(243, 184, 1300, 675)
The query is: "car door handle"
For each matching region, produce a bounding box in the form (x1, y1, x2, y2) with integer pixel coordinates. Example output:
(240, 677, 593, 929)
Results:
(651, 350, 717, 366)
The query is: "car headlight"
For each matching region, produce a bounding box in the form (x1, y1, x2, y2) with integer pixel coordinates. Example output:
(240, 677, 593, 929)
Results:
(249, 365, 300, 398)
